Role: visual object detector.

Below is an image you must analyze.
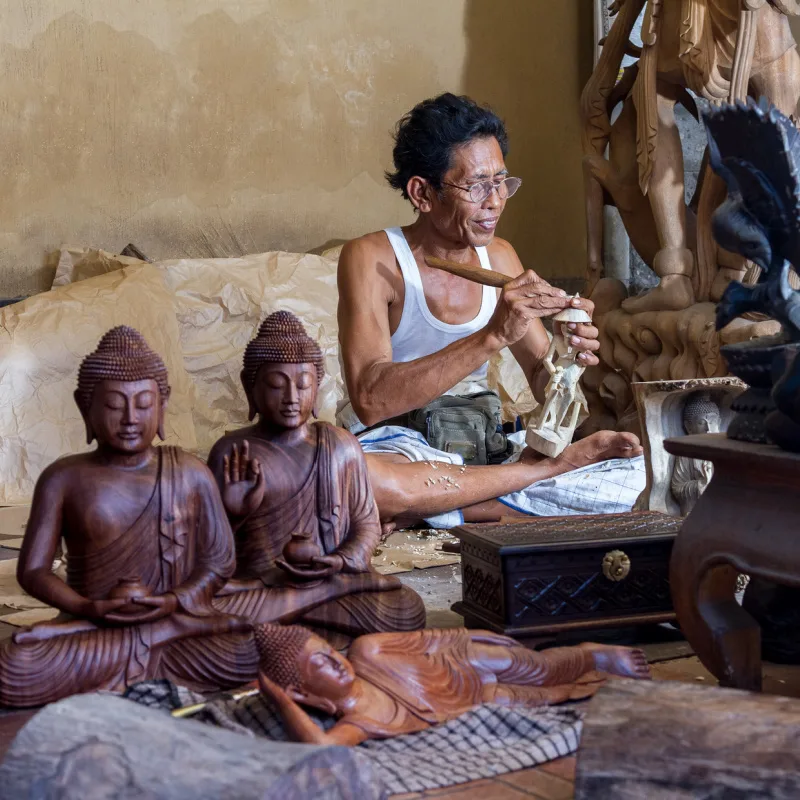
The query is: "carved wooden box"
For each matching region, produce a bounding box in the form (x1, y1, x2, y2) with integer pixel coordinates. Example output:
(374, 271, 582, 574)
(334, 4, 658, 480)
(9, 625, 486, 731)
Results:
(451, 512, 681, 637)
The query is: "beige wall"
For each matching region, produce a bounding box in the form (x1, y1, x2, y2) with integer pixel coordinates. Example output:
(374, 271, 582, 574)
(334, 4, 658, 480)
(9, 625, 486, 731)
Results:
(0, 1, 592, 296)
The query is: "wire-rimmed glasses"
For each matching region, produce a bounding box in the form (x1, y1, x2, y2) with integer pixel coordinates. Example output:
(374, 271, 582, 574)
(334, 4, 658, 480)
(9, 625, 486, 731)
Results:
(441, 176, 522, 204)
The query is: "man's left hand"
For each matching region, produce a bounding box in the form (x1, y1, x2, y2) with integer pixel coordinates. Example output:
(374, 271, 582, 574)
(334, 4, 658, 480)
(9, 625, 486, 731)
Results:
(563, 296, 599, 367)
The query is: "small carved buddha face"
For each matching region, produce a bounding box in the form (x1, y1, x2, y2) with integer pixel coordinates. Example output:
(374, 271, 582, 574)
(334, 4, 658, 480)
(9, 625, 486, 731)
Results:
(251, 362, 318, 430)
(297, 634, 356, 703)
(85, 379, 165, 453)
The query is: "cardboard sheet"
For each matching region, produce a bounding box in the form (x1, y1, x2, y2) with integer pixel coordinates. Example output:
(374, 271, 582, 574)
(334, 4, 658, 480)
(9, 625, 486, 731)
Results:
(372, 530, 461, 575)
(0, 264, 197, 504)
(0, 506, 29, 538)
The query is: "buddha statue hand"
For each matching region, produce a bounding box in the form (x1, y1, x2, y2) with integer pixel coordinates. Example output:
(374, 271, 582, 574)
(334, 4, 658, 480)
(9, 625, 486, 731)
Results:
(102, 591, 179, 625)
(222, 440, 266, 519)
(276, 555, 344, 582)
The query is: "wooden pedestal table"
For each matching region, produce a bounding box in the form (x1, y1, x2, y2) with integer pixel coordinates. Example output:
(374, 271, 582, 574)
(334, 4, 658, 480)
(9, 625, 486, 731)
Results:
(666, 432, 800, 691)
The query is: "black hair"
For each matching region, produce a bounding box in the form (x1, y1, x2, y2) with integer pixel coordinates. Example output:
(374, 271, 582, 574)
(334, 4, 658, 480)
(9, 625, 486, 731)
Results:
(385, 93, 508, 200)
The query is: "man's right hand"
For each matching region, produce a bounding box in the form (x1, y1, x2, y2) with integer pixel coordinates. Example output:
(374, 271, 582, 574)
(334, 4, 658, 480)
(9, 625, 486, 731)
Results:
(485, 270, 570, 348)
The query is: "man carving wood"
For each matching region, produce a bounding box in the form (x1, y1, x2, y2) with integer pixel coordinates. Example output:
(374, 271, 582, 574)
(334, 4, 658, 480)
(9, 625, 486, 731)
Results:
(336, 93, 645, 529)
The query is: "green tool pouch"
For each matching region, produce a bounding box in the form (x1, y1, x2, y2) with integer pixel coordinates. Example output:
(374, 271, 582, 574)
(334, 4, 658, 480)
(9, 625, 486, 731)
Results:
(406, 390, 513, 465)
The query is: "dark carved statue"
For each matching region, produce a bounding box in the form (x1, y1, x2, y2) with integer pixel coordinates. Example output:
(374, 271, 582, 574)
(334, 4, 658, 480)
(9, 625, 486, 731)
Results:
(208, 312, 424, 643)
(0, 327, 255, 708)
(254, 623, 651, 745)
(704, 98, 800, 445)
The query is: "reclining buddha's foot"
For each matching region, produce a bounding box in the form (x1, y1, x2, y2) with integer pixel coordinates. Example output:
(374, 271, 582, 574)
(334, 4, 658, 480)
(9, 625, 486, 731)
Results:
(560, 430, 642, 470)
(621, 274, 695, 314)
(580, 642, 651, 680)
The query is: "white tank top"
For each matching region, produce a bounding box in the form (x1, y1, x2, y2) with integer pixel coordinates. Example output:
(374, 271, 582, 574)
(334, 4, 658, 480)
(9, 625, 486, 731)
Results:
(337, 227, 498, 432)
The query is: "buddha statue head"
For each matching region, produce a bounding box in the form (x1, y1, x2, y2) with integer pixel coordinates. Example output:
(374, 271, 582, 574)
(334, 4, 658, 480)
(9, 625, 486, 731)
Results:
(74, 326, 171, 451)
(682, 391, 722, 436)
(241, 311, 325, 429)
(254, 623, 354, 715)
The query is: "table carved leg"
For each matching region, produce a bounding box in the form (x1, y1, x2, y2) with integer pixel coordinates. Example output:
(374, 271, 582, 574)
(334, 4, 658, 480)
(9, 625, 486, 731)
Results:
(667, 434, 800, 691)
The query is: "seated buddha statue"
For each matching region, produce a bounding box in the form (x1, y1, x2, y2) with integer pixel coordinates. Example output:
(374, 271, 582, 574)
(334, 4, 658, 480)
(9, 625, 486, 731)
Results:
(254, 624, 652, 745)
(208, 311, 425, 640)
(0, 327, 395, 709)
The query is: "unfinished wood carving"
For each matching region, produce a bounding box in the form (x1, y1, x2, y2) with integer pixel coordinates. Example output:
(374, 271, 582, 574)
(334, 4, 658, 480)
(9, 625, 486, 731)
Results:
(527, 304, 592, 457)
(581, 1, 800, 433)
(632, 377, 744, 515)
(583, 0, 800, 310)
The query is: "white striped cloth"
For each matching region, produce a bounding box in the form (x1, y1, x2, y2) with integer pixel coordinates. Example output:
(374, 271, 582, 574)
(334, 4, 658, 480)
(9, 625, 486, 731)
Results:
(358, 426, 646, 528)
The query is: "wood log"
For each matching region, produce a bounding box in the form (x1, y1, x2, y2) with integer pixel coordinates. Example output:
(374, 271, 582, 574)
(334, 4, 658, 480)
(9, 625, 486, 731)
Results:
(0, 694, 385, 800)
(575, 678, 800, 799)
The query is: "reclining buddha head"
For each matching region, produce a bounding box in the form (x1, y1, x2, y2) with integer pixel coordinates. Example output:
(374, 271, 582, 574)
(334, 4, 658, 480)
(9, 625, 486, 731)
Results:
(254, 623, 355, 715)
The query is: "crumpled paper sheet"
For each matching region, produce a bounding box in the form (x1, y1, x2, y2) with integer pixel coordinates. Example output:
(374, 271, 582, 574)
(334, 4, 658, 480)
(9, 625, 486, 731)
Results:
(0, 246, 537, 503)
(156, 251, 342, 456)
(0, 264, 197, 504)
(52, 246, 145, 287)
(54, 246, 538, 451)
(372, 530, 461, 575)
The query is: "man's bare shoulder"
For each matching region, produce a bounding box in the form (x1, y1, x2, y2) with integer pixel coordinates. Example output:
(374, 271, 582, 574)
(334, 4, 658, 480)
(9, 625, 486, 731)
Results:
(486, 236, 524, 277)
(338, 231, 397, 278)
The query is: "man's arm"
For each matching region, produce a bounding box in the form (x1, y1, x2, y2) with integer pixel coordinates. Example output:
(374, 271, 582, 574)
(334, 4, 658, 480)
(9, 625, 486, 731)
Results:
(337, 235, 573, 427)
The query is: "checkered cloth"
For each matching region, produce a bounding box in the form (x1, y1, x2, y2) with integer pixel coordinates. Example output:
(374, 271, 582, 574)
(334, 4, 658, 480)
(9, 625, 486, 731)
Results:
(359, 425, 645, 528)
(123, 680, 583, 795)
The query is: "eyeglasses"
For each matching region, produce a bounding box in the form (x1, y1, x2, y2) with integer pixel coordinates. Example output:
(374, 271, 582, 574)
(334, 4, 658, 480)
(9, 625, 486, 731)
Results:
(441, 176, 522, 204)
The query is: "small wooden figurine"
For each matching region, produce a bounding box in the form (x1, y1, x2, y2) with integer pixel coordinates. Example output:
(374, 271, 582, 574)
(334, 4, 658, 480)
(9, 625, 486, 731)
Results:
(0, 327, 255, 708)
(208, 311, 425, 640)
(526, 301, 591, 457)
(255, 624, 651, 745)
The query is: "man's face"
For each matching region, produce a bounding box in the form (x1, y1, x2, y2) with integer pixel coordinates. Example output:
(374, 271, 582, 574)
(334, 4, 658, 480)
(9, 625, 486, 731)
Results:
(298, 635, 356, 701)
(252, 362, 318, 430)
(87, 379, 163, 453)
(427, 136, 508, 248)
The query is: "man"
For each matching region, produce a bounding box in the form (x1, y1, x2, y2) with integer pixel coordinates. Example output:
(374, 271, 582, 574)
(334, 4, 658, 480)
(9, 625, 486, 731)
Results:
(337, 93, 645, 529)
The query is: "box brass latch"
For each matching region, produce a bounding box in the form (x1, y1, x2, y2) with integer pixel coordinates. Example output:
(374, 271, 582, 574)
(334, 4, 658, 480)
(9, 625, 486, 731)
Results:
(602, 549, 631, 582)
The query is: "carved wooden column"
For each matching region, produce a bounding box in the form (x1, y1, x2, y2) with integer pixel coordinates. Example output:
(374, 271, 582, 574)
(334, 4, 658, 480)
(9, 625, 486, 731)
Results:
(666, 432, 800, 691)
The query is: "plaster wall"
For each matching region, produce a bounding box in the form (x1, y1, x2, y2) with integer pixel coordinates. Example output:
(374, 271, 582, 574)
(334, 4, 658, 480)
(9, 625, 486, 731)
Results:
(0, 1, 591, 296)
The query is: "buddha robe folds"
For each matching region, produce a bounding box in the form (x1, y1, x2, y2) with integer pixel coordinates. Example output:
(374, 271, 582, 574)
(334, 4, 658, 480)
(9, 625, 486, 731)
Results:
(345, 628, 602, 738)
(215, 423, 425, 636)
(0, 448, 256, 708)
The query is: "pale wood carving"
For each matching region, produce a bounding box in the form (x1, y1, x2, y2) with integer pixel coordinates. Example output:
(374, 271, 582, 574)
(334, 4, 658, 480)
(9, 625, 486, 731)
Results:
(581, 1, 800, 432)
(527, 304, 591, 457)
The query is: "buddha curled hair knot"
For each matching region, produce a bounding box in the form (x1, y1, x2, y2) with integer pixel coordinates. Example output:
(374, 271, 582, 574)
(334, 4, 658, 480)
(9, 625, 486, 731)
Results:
(254, 623, 313, 689)
(76, 326, 170, 414)
(242, 311, 325, 395)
